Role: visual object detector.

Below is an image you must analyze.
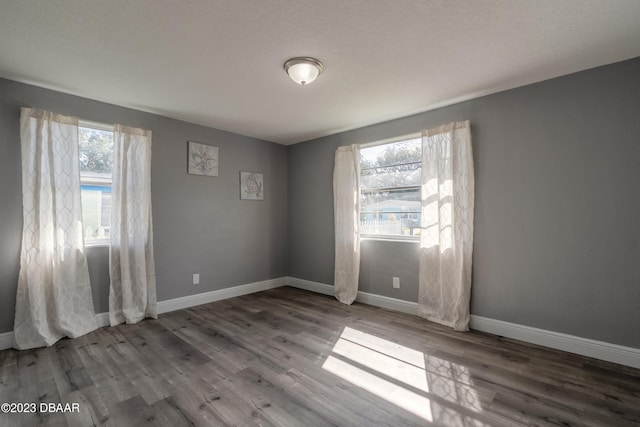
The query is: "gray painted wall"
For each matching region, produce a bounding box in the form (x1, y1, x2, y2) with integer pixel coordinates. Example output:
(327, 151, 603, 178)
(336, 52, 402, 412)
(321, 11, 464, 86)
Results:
(0, 78, 288, 333)
(288, 58, 640, 348)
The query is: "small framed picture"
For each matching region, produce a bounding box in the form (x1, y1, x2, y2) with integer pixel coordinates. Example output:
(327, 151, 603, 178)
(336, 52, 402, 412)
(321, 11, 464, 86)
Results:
(240, 172, 264, 200)
(188, 141, 218, 177)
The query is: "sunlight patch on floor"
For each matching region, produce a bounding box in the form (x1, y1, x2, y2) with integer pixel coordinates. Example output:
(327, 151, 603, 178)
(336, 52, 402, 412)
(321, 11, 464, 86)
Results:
(323, 355, 433, 421)
(323, 326, 483, 424)
(331, 334, 429, 393)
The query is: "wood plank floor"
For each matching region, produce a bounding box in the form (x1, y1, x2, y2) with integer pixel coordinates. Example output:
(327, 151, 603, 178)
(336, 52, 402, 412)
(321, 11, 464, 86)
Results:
(1, 286, 639, 426)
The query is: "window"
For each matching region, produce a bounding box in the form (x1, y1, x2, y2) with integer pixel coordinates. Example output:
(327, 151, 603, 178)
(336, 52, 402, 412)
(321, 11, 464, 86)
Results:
(360, 136, 421, 238)
(79, 123, 114, 244)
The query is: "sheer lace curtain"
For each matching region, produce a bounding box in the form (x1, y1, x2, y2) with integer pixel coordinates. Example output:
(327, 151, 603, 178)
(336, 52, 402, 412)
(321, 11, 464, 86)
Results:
(14, 108, 98, 349)
(418, 121, 474, 331)
(333, 145, 361, 304)
(109, 125, 157, 326)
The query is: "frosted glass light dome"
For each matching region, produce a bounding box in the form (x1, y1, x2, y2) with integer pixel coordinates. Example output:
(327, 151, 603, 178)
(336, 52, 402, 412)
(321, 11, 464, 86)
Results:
(284, 57, 324, 85)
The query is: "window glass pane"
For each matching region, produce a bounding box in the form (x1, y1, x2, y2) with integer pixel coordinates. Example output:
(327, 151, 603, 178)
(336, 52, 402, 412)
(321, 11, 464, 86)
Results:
(361, 187, 421, 236)
(360, 138, 420, 170)
(79, 126, 113, 242)
(361, 187, 421, 211)
(81, 186, 111, 240)
(79, 127, 114, 175)
(359, 137, 422, 237)
(361, 164, 421, 189)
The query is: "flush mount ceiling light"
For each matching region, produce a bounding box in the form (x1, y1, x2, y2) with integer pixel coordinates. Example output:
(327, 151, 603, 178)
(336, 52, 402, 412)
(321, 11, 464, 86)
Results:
(284, 57, 324, 85)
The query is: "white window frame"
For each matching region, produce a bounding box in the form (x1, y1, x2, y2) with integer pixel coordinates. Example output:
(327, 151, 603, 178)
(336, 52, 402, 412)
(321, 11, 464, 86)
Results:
(79, 120, 114, 247)
(359, 132, 422, 242)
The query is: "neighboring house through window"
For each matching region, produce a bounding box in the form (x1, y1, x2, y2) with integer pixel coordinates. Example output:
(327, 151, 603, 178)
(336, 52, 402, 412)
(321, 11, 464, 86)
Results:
(78, 123, 114, 244)
(360, 136, 421, 238)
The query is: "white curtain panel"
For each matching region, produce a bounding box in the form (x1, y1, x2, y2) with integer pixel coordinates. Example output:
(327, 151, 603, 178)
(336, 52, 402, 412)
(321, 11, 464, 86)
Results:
(333, 145, 361, 304)
(109, 125, 157, 326)
(418, 121, 474, 331)
(14, 108, 98, 349)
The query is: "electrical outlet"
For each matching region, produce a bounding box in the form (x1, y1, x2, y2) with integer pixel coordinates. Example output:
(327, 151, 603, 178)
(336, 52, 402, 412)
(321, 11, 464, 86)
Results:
(193, 273, 200, 285)
(393, 277, 400, 289)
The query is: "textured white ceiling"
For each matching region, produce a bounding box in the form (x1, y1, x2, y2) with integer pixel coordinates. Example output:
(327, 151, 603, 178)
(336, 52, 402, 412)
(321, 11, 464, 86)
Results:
(1, 1, 639, 144)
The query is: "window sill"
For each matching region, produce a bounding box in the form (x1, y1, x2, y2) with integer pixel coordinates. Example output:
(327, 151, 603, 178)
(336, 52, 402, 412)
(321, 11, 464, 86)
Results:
(84, 239, 109, 248)
(360, 235, 420, 243)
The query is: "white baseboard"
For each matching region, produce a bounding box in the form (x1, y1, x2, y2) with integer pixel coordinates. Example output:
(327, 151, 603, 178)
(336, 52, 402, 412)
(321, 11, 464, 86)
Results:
(0, 331, 13, 351)
(286, 276, 419, 315)
(96, 312, 110, 328)
(155, 277, 286, 314)
(286, 276, 640, 370)
(470, 316, 640, 369)
(286, 277, 334, 295)
(0, 277, 287, 351)
(356, 290, 418, 315)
